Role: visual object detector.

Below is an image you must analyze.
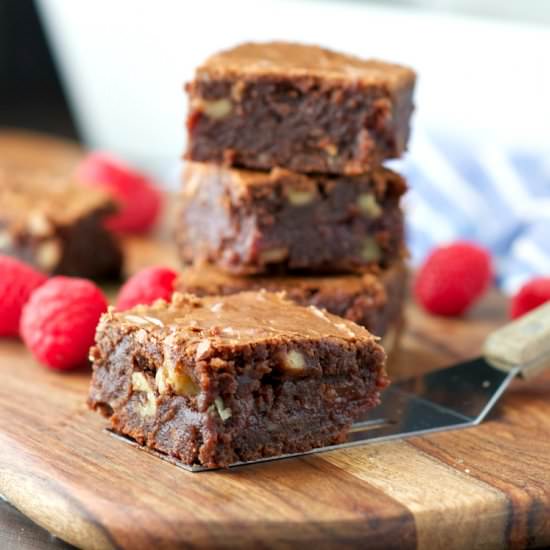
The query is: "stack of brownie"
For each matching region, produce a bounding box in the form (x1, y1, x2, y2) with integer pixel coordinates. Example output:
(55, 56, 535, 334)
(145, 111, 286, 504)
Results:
(175, 42, 416, 349)
(88, 42, 415, 468)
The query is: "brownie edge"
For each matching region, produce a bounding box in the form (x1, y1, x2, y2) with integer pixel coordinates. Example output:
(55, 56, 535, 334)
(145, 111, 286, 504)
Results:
(176, 162, 407, 275)
(185, 42, 415, 174)
(88, 291, 388, 468)
(0, 167, 122, 279)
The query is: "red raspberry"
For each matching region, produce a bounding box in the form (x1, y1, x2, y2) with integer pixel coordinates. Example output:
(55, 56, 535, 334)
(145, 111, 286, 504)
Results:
(20, 277, 108, 370)
(75, 152, 162, 233)
(0, 256, 47, 337)
(116, 266, 177, 311)
(414, 241, 492, 316)
(510, 277, 550, 319)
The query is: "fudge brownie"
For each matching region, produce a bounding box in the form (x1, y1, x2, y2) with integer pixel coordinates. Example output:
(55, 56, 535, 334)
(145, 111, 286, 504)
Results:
(176, 162, 407, 274)
(175, 263, 408, 339)
(185, 42, 416, 175)
(88, 291, 388, 468)
(0, 167, 122, 279)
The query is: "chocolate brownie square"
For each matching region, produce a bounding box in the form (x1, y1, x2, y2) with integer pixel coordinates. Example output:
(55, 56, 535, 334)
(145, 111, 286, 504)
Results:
(175, 263, 408, 340)
(176, 162, 407, 274)
(185, 42, 415, 174)
(0, 167, 122, 279)
(88, 291, 388, 468)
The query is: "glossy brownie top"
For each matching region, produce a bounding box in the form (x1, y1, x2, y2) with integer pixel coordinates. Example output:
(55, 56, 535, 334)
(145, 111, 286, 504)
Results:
(0, 167, 114, 226)
(107, 291, 375, 347)
(195, 41, 416, 89)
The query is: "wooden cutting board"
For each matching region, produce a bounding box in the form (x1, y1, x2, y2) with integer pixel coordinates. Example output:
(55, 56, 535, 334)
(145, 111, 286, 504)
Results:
(2, 131, 550, 550)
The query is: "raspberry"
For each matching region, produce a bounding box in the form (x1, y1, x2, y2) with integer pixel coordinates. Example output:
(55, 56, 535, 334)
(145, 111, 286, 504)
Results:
(0, 256, 47, 337)
(414, 241, 492, 316)
(116, 266, 177, 311)
(20, 277, 108, 370)
(510, 277, 550, 319)
(75, 152, 162, 233)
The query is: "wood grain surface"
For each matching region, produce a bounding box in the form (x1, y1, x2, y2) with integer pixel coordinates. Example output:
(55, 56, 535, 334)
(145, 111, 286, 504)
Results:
(0, 128, 82, 172)
(2, 131, 550, 549)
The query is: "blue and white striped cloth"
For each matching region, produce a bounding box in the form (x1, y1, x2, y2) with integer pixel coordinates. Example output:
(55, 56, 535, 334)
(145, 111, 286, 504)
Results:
(393, 131, 550, 294)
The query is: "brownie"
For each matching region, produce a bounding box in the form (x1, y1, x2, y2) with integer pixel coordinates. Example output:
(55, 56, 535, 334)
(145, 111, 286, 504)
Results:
(0, 167, 122, 279)
(185, 42, 416, 175)
(175, 263, 407, 340)
(88, 291, 388, 468)
(176, 162, 407, 274)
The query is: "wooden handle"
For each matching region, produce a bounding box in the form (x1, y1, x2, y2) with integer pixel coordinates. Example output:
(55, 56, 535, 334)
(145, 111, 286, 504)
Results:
(483, 302, 550, 379)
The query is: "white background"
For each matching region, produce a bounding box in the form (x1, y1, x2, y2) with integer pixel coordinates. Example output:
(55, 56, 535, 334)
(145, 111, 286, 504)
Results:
(38, 0, 550, 181)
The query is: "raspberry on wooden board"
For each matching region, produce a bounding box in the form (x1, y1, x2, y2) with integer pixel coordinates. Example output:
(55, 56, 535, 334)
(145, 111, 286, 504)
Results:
(116, 267, 177, 311)
(20, 276, 108, 370)
(414, 241, 492, 317)
(510, 277, 550, 319)
(0, 255, 47, 337)
(75, 153, 162, 234)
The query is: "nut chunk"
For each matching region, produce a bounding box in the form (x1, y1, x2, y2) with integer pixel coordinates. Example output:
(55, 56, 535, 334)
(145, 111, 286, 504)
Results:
(177, 162, 407, 274)
(185, 41, 416, 175)
(88, 291, 388, 468)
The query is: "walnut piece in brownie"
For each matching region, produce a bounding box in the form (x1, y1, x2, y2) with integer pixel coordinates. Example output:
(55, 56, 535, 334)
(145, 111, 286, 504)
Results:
(88, 291, 388, 468)
(0, 167, 122, 279)
(185, 42, 416, 175)
(175, 263, 408, 340)
(177, 162, 407, 275)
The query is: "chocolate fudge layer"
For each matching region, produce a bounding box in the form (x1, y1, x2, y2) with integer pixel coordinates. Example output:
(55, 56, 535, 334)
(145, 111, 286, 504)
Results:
(0, 167, 122, 278)
(175, 263, 407, 339)
(88, 291, 388, 468)
(185, 42, 416, 175)
(176, 162, 407, 275)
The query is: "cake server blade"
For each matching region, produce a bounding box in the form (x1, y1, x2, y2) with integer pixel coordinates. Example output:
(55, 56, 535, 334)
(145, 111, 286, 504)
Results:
(108, 358, 519, 472)
(109, 302, 550, 471)
(347, 357, 520, 444)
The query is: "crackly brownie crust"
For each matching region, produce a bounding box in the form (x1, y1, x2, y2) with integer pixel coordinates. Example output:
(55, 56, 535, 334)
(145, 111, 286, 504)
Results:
(176, 162, 407, 275)
(185, 42, 415, 175)
(175, 263, 407, 339)
(88, 291, 388, 468)
(0, 167, 122, 279)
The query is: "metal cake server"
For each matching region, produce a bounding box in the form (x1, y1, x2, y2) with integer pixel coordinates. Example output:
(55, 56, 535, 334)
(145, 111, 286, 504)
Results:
(111, 302, 550, 472)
